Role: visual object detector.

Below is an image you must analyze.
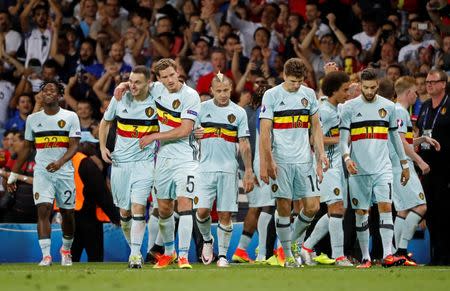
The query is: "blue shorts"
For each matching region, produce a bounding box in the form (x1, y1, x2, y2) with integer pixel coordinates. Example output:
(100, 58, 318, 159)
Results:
(349, 171, 393, 210)
(196, 172, 239, 212)
(270, 162, 319, 200)
(33, 170, 76, 209)
(245, 161, 275, 208)
(393, 162, 426, 211)
(319, 166, 346, 206)
(111, 159, 154, 210)
(154, 157, 198, 201)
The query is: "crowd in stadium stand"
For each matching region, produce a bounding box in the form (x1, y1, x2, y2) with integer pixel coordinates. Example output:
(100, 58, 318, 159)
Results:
(0, 0, 449, 265)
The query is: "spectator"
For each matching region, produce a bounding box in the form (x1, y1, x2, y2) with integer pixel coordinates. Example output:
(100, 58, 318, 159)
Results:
(4, 94, 33, 132)
(227, 0, 280, 58)
(77, 0, 98, 38)
(20, 0, 62, 67)
(417, 69, 450, 265)
(0, 62, 15, 129)
(413, 72, 431, 119)
(304, 0, 331, 39)
(89, 0, 129, 42)
(0, 131, 36, 223)
(76, 100, 98, 143)
(438, 35, 450, 74)
(197, 48, 235, 96)
(398, 18, 437, 65)
(352, 14, 378, 52)
(223, 33, 249, 74)
(369, 42, 398, 78)
(386, 63, 403, 83)
(341, 39, 365, 75)
(187, 36, 213, 88)
(0, 10, 22, 62)
(377, 77, 396, 101)
(65, 65, 101, 116)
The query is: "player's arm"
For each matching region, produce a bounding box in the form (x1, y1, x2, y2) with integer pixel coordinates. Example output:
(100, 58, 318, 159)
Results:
(399, 133, 430, 175)
(311, 112, 329, 182)
(323, 136, 339, 145)
(139, 119, 195, 149)
(7, 140, 33, 192)
(239, 137, 256, 192)
(99, 118, 113, 163)
(46, 137, 80, 173)
(389, 129, 409, 186)
(413, 135, 440, 150)
(259, 118, 275, 184)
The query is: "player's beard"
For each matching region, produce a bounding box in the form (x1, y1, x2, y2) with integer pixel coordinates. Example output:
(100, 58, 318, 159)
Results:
(361, 90, 377, 102)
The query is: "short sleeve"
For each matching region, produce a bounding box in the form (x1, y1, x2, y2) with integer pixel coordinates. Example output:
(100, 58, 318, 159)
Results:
(318, 106, 331, 134)
(24, 116, 34, 142)
(238, 109, 250, 138)
(339, 103, 352, 130)
(309, 91, 319, 116)
(259, 91, 274, 120)
(180, 90, 201, 121)
(103, 97, 118, 121)
(388, 103, 398, 130)
(69, 113, 82, 138)
(396, 108, 408, 134)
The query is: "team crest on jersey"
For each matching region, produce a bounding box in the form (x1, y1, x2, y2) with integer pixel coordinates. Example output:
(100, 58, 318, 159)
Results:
(333, 188, 340, 196)
(193, 196, 199, 205)
(397, 119, 403, 127)
(301, 98, 309, 107)
(172, 99, 181, 109)
(271, 184, 278, 192)
(57, 119, 66, 128)
(441, 107, 447, 115)
(228, 114, 236, 123)
(378, 108, 387, 118)
(419, 192, 425, 200)
(145, 106, 154, 117)
(34, 192, 39, 200)
(352, 198, 358, 206)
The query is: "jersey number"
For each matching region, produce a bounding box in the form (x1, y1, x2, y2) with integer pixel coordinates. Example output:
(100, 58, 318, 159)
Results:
(307, 175, 320, 192)
(44, 137, 58, 148)
(131, 125, 139, 138)
(186, 175, 195, 193)
(63, 190, 72, 205)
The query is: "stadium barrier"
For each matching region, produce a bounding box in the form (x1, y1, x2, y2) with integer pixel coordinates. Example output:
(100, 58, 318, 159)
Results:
(0, 223, 430, 263)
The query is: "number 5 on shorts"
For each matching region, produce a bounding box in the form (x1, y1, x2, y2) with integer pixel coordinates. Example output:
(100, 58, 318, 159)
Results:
(186, 175, 195, 193)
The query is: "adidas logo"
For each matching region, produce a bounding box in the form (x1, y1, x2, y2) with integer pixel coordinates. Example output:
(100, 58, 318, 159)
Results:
(356, 113, 362, 117)
(122, 109, 128, 113)
(37, 123, 43, 127)
(206, 114, 211, 118)
(157, 96, 162, 100)
(280, 101, 285, 106)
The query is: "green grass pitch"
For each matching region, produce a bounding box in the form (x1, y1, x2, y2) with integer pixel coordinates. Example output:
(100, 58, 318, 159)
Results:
(1, 263, 450, 291)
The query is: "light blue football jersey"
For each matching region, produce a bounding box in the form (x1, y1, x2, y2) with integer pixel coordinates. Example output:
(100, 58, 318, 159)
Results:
(339, 95, 398, 175)
(259, 84, 319, 164)
(388, 103, 414, 170)
(151, 82, 201, 161)
(25, 108, 81, 176)
(319, 100, 341, 169)
(198, 99, 249, 173)
(104, 92, 159, 163)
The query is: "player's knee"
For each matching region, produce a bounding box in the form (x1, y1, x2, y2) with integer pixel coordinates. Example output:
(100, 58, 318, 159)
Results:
(328, 201, 344, 215)
(218, 212, 232, 225)
(355, 209, 368, 216)
(414, 204, 427, 216)
(120, 209, 131, 218)
(378, 202, 392, 213)
(196, 208, 210, 219)
(304, 201, 319, 216)
(152, 208, 159, 217)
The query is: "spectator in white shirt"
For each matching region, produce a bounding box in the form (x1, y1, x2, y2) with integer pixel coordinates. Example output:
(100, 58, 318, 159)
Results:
(353, 14, 378, 52)
(0, 10, 22, 59)
(398, 18, 437, 64)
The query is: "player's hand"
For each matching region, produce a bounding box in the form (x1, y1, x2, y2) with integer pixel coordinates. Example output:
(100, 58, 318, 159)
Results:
(417, 160, 430, 175)
(422, 136, 440, 151)
(319, 155, 329, 172)
(243, 170, 255, 193)
(113, 82, 130, 101)
(400, 167, 410, 186)
(6, 172, 18, 192)
(139, 135, 155, 149)
(260, 160, 269, 185)
(46, 160, 63, 173)
(345, 159, 358, 175)
(267, 160, 278, 180)
(193, 127, 204, 139)
(100, 147, 113, 164)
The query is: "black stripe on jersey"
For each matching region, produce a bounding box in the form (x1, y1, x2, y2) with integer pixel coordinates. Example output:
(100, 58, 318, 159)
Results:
(155, 101, 181, 118)
(388, 127, 398, 131)
(200, 122, 238, 131)
(339, 127, 350, 130)
(350, 120, 389, 128)
(116, 116, 158, 126)
(273, 109, 310, 117)
(34, 130, 69, 137)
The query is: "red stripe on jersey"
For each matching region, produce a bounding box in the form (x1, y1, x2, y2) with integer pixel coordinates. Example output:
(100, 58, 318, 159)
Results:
(35, 142, 69, 149)
(273, 122, 309, 129)
(351, 133, 388, 142)
(406, 137, 413, 144)
(203, 132, 238, 143)
(116, 128, 158, 138)
(158, 115, 181, 128)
